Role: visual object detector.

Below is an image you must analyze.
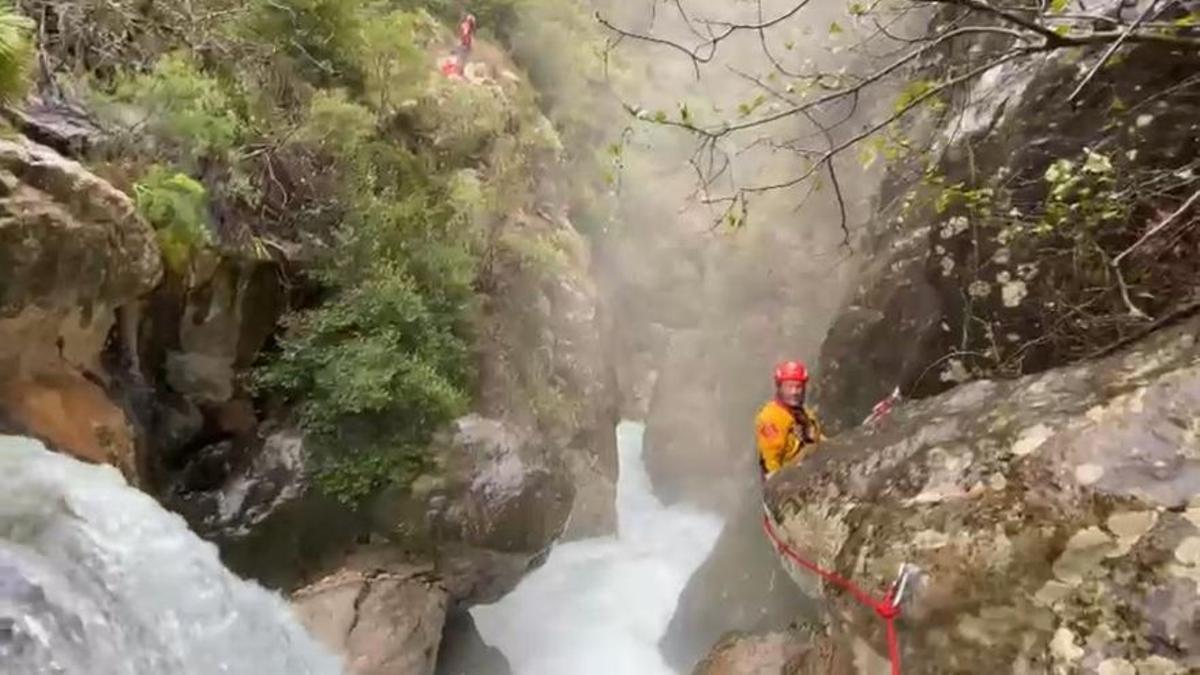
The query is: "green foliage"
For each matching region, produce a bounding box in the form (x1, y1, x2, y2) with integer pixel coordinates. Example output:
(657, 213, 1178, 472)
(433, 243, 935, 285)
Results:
(394, 0, 523, 43)
(418, 80, 511, 161)
(924, 172, 996, 217)
(859, 126, 917, 168)
(498, 229, 567, 279)
(134, 166, 213, 273)
(253, 267, 470, 502)
(1037, 149, 1125, 234)
(357, 9, 434, 112)
(242, 0, 366, 86)
(298, 88, 377, 157)
(737, 94, 768, 118)
(47, 0, 604, 504)
(894, 79, 944, 113)
(0, 3, 33, 104)
(256, 133, 487, 501)
(108, 52, 242, 163)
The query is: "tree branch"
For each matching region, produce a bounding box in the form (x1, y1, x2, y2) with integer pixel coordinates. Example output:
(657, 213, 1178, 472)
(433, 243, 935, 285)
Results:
(1066, 0, 1159, 102)
(736, 48, 1028, 196)
(1112, 187, 1200, 266)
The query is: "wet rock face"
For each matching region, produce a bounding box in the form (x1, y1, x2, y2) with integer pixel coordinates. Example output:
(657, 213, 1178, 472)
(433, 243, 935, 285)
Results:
(0, 136, 160, 480)
(435, 610, 513, 675)
(476, 213, 619, 539)
(692, 631, 810, 675)
(169, 428, 310, 538)
(817, 47, 1200, 433)
(765, 317, 1200, 673)
(661, 496, 818, 672)
(0, 371, 137, 482)
(370, 415, 575, 604)
(153, 257, 285, 405)
(293, 566, 448, 675)
(643, 329, 751, 512)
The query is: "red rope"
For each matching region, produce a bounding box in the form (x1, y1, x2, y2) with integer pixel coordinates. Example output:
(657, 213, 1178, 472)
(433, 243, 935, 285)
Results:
(761, 513, 902, 675)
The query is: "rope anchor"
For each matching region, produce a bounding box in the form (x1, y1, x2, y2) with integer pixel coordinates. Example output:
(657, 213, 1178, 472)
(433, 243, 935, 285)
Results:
(762, 513, 911, 675)
(889, 562, 915, 610)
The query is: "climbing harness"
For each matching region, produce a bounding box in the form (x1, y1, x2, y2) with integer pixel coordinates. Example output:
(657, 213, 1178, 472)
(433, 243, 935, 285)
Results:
(761, 511, 914, 675)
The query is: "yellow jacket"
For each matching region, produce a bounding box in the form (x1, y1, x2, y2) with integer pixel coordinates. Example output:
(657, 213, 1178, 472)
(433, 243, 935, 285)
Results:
(755, 399, 823, 475)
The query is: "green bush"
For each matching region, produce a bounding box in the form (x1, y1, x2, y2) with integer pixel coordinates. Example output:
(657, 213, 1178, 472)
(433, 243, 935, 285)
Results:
(133, 166, 213, 273)
(255, 135, 485, 502)
(254, 265, 471, 502)
(357, 9, 434, 113)
(108, 52, 243, 163)
(0, 3, 33, 104)
(298, 88, 377, 157)
(418, 79, 511, 162)
(46, 0, 614, 505)
(242, 0, 367, 87)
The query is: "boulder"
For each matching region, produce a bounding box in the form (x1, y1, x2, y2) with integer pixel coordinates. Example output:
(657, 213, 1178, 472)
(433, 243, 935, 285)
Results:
(293, 565, 448, 675)
(370, 415, 575, 604)
(692, 631, 810, 675)
(660, 496, 818, 672)
(171, 428, 309, 537)
(764, 316, 1200, 672)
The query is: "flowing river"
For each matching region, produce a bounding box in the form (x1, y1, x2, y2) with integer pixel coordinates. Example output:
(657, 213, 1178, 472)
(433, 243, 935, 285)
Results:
(473, 421, 724, 675)
(0, 435, 341, 675)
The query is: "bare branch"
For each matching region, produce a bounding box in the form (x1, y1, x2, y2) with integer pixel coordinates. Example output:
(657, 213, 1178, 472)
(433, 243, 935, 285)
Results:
(737, 48, 1028, 196)
(1067, 0, 1159, 102)
(917, 0, 1069, 44)
(595, 0, 818, 78)
(1112, 187, 1200, 266)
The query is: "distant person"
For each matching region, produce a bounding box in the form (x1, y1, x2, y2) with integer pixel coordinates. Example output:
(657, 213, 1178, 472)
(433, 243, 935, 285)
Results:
(755, 360, 823, 478)
(454, 13, 477, 76)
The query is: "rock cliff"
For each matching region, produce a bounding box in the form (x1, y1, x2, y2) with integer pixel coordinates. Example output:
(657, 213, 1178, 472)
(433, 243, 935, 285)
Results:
(0, 136, 161, 483)
(765, 315, 1200, 673)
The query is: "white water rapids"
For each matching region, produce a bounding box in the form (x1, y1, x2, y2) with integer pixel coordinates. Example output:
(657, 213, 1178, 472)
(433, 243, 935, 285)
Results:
(0, 435, 341, 675)
(473, 421, 724, 675)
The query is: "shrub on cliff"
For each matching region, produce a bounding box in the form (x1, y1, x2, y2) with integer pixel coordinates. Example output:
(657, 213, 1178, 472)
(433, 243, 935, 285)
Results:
(133, 166, 213, 274)
(22, 0, 611, 503)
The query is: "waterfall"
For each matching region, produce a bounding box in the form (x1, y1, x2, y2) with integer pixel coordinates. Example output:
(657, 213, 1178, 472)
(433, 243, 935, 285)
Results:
(473, 421, 724, 675)
(0, 435, 342, 675)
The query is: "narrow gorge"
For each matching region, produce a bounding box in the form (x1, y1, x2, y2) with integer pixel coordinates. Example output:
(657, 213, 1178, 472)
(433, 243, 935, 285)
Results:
(1, 0, 1198, 673)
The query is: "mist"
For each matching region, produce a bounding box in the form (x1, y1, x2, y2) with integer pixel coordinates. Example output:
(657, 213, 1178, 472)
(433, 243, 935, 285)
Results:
(583, 0, 923, 513)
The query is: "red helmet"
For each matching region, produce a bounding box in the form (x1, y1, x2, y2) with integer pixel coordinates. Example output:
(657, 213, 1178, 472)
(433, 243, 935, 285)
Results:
(774, 360, 809, 384)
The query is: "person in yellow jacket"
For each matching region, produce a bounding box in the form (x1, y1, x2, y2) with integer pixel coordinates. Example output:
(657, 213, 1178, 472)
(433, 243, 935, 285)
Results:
(756, 360, 823, 477)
